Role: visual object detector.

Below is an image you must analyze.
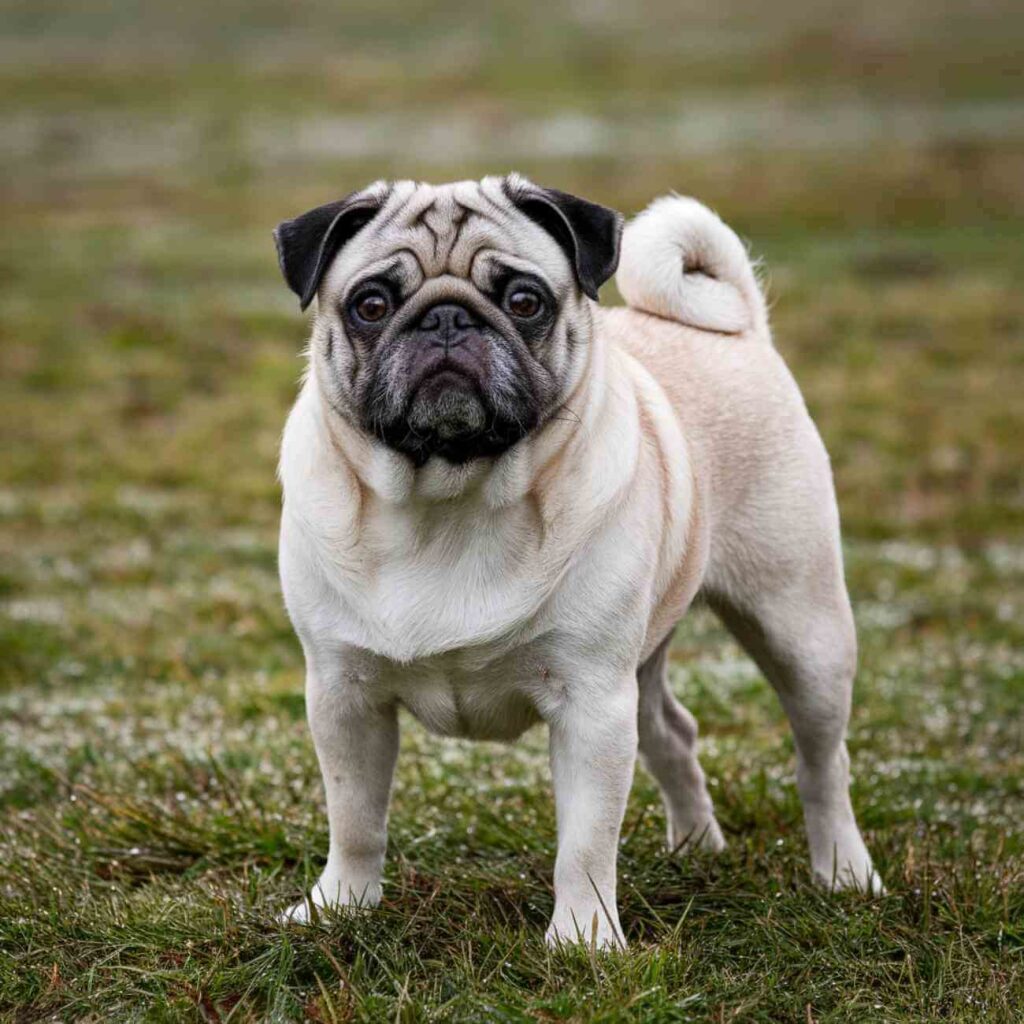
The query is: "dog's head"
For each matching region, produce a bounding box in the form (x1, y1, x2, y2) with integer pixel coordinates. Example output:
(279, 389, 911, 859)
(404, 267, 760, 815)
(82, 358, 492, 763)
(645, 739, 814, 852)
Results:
(274, 175, 622, 466)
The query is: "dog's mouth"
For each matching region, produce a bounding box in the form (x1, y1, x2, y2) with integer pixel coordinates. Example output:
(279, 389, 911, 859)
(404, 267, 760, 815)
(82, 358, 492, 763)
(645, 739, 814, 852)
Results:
(368, 362, 533, 467)
(408, 367, 487, 441)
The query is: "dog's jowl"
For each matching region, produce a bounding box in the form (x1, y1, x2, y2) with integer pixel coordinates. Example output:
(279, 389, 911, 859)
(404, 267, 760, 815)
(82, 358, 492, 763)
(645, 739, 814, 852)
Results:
(273, 175, 882, 948)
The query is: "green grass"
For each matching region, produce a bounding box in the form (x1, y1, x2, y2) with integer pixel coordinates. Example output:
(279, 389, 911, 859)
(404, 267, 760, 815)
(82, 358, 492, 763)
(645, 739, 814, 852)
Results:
(2, 1, 1023, 1020)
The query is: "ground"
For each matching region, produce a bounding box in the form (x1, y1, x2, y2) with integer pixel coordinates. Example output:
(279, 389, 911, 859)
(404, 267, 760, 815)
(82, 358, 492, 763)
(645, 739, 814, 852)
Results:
(1, 1, 1023, 1020)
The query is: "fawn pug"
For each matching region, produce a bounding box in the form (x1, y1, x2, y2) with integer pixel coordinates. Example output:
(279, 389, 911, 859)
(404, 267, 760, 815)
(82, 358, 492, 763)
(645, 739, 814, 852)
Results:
(273, 175, 881, 947)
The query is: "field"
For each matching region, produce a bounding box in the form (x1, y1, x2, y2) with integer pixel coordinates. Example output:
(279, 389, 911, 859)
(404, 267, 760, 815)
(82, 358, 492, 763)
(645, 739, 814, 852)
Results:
(1, 1, 1023, 1020)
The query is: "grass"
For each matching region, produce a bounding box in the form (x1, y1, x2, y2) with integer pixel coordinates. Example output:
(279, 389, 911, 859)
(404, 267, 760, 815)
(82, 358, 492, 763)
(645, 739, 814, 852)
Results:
(1, 1, 1023, 1020)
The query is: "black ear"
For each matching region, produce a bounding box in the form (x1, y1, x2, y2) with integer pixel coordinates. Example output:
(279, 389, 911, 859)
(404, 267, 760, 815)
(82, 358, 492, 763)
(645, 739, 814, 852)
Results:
(274, 191, 384, 310)
(504, 180, 623, 300)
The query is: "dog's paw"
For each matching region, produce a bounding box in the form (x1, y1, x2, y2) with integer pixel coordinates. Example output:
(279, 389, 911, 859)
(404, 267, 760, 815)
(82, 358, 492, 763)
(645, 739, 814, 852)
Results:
(812, 841, 885, 896)
(279, 897, 318, 926)
(279, 876, 382, 925)
(545, 909, 626, 951)
(818, 861, 886, 896)
(667, 815, 726, 855)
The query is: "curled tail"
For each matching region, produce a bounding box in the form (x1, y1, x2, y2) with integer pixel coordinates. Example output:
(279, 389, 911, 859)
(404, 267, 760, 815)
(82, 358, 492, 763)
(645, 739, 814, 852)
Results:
(616, 195, 768, 336)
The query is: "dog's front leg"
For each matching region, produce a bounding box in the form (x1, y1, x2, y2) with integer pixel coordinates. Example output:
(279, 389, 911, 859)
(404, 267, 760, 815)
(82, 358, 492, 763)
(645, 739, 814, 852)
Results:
(545, 680, 638, 950)
(283, 659, 399, 923)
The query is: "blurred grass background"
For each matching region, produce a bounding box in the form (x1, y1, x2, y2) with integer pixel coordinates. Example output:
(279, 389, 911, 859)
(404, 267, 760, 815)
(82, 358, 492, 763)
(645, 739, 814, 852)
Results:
(1, 2, 1022, 1021)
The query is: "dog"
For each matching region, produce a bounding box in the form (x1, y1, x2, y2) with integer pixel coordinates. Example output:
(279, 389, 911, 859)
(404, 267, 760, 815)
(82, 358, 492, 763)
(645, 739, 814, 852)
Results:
(273, 175, 882, 948)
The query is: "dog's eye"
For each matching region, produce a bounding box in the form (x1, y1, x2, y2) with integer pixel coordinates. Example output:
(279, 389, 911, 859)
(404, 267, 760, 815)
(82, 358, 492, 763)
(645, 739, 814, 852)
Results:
(505, 288, 543, 319)
(352, 291, 390, 324)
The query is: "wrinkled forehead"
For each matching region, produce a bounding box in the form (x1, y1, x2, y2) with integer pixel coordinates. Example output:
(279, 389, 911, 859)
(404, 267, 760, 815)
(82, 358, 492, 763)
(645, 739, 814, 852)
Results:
(322, 178, 572, 296)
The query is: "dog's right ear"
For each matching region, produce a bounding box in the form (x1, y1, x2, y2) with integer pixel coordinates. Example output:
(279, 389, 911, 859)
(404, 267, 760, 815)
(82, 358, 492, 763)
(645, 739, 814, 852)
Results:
(274, 190, 385, 311)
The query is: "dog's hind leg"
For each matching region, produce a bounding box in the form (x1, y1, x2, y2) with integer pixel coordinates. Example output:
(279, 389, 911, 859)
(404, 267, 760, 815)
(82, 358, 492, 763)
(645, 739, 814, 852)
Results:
(705, 548, 883, 893)
(637, 635, 726, 853)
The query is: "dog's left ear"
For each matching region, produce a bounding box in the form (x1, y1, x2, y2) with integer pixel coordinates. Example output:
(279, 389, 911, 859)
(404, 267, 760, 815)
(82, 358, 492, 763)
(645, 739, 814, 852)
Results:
(505, 180, 623, 300)
(274, 189, 385, 311)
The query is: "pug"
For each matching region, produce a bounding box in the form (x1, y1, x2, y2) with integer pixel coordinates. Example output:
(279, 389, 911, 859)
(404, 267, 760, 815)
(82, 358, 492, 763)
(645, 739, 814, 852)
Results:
(273, 175, 882, 948)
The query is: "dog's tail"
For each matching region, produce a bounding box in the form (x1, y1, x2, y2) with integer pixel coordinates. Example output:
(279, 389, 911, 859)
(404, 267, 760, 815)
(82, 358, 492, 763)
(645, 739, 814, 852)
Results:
(616, 195, 768, 336)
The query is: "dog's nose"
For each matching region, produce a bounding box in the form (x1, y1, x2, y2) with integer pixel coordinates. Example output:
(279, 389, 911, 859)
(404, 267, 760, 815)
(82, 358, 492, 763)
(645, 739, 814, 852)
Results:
(417, 303, 480, 338)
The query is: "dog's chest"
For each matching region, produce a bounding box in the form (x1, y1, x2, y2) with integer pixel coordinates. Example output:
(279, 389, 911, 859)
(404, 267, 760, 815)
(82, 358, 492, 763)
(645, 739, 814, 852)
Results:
(379, 648, 548, 740)
(327, 499, 568, 662)
(339, 533, 559, 740)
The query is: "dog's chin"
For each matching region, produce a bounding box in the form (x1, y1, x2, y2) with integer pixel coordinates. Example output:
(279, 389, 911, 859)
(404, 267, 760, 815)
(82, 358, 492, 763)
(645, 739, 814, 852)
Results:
(369, 373, 534, 466)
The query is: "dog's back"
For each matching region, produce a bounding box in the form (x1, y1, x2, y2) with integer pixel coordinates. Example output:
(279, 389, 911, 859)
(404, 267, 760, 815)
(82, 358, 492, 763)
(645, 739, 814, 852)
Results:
(600, 196, 842, 603)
